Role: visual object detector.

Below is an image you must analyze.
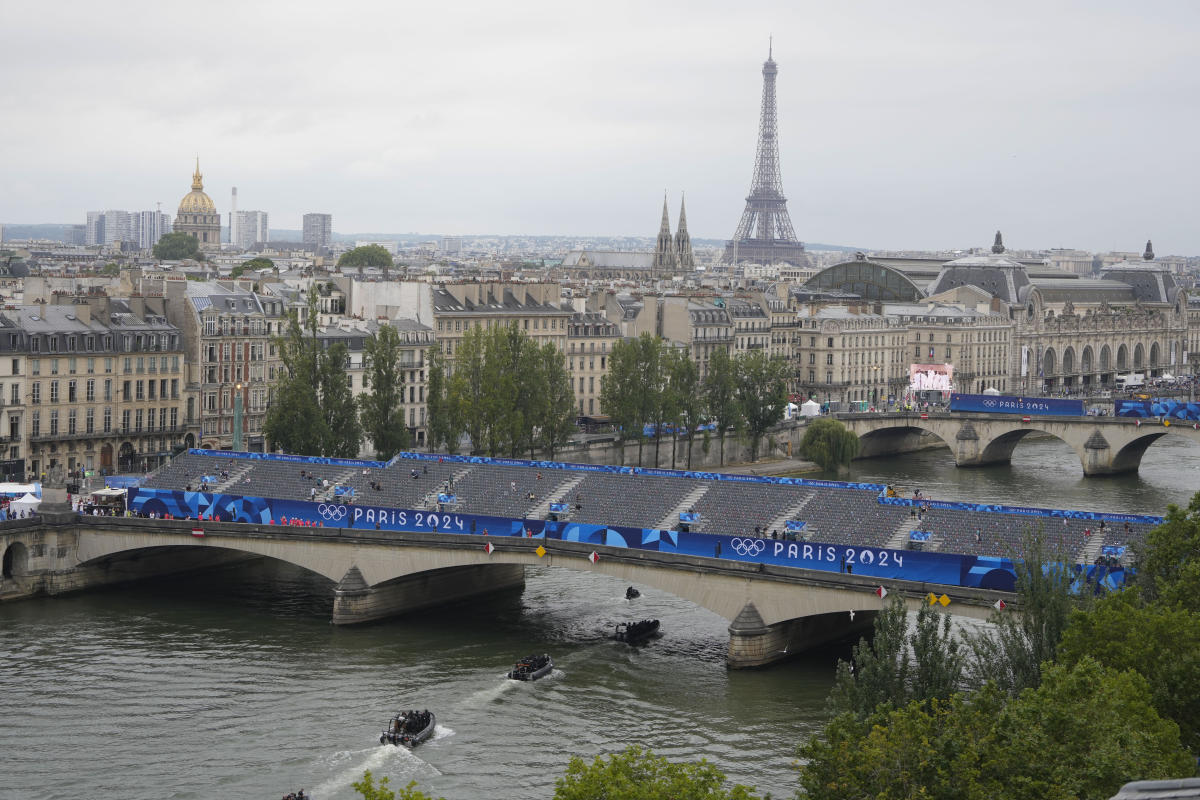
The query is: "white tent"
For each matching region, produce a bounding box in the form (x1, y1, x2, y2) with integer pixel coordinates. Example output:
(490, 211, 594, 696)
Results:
(9, 492, 41, 516)
(982, 387, 1001, 396)
(800, 399, 821, 418)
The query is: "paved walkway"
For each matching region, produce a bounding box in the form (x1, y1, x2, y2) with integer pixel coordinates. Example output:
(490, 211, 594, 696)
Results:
(718, 457, 821, 477)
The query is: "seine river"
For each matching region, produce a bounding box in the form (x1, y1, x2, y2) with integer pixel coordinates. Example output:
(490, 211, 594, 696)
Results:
(2, 436, 1197, 800)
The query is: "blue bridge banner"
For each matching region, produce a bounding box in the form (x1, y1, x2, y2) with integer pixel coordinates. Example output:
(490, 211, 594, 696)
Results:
(1115, 398, 1200, 421)
(950, 393, 1084, 417)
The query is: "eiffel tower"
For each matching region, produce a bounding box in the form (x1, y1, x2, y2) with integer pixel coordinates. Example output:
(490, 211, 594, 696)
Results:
(722, 44, 810, 266)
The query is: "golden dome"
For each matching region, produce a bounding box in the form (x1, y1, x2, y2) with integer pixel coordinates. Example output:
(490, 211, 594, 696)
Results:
(178, 158, 217, 215)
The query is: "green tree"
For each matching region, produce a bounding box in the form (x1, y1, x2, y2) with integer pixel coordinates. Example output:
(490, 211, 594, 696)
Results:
(264, 294, 326, 454)
(1131, 492, 1200, 611)
(100, 262, 120, 276)
(703, 346, 740, 466)
(966, 527, 1080, 695)
(798, 417, 859, 472)
(153, 231, 202, 261)
(554, 746, 761, 800)
(359, 324, 410, 459)
(338, 244, 394, 272)
(232, 256, 274, 278)
(447, 327, 490, 454)
(352, 770, 443, 800)
(799, 660, 1192, 800)
(668, 348, 705, 469)
(633, 334, 663, 466)
(829, 593, 965, 720)
(537, 341, 577, 459)
(733, 351, 790, 461)
(319, 341, 361, 456)
(1059, 591, 1200, 754)
(601, 337, 642, 466)
(425, 346, 462, 454)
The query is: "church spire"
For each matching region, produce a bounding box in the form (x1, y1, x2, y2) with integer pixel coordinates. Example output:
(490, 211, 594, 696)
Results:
(652, 192, 679, 273)
(192, 157, 204, 191)
(675, 193, 695, 270)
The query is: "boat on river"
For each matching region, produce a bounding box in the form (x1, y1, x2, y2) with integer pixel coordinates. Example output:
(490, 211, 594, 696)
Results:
(614, 619, 660, 646)
(625, 586, 640, 600)
(380, 709, 436, 747)
(507, 653, 553, 681)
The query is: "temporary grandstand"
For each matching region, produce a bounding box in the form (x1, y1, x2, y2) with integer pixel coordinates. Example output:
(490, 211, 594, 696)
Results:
(139, 450, 1158, 565)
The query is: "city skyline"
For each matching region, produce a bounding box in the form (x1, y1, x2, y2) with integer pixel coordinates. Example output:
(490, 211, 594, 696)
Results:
(2, 1, 1199, 254)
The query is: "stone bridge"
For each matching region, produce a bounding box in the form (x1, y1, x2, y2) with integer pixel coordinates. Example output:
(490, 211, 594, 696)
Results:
(839, 411, 1200, 476)
(0, 515, 1008, 669)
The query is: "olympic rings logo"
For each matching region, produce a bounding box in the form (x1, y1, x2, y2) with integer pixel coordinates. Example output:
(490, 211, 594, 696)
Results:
(317, 504, 348, 521)
(729, 537, 766, 557)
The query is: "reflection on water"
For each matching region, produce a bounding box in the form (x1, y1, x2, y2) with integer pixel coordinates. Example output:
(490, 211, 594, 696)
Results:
(0, 561, 834, 800)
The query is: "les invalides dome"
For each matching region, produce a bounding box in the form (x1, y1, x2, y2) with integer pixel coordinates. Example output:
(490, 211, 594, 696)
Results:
(175, 159, 221, 250)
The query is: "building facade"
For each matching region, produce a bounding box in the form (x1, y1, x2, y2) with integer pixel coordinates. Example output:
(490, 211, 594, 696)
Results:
(232, 210, 269, 250)
(567, 312, 620, 417)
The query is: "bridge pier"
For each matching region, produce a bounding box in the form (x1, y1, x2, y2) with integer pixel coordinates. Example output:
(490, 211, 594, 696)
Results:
(331, 563, 526, 625)
(726, 602, 875, 669)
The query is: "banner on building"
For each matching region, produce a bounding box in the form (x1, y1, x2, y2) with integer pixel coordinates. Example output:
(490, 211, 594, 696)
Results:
(1021, 345, 1029, 377)
(908, 363, 954, 393)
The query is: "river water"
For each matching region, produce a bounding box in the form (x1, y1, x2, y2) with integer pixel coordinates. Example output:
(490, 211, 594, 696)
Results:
(3, 436, 1197, 800)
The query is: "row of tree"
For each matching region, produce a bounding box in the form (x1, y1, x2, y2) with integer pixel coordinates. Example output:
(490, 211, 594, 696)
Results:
(425, 323, 577, 458)
(264, 287, 412, 459)
(600, 334, 793, 468)
(796, 508, 1200, 799)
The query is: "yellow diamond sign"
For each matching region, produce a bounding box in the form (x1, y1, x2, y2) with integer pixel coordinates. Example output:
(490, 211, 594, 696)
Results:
(938, 594, 951, 607)
(535, 544, 547, 558)
(927, 592, 939, 605)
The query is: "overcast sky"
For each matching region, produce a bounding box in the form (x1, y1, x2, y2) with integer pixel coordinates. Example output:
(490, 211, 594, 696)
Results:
(3, 0, 1198, 253)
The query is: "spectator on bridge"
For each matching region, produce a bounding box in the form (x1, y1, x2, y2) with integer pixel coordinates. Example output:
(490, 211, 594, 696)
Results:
(714, 541, 721, 558)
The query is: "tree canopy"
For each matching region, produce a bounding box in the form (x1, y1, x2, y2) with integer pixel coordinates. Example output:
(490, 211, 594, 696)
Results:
(799, 417, 859, 472)
(231, 256, 274, 278)
(358, 324, 411, 459)
(152, 231, 202, 261)
(338, 244, 394, 269)
(554, 746, 761, 800)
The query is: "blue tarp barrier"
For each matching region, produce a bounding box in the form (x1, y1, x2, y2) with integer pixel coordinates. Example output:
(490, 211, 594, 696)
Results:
(437, 493, 457, 504)
(1101, 545, 1127, 557)
(679, 512, 699, 523)
(333, 486, 354, 497)
(909, 530, 932, 541)
(1116, 398, 1200, 420)
(878, 495, 1162, 526)
(950, 393, 1084, 417)
(105, 476, 141, 489)
(785, 520, 806, 531)
(549, 502, 569, 513)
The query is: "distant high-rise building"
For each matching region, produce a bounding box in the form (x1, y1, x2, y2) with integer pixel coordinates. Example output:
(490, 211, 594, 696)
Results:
(232, 210, 269, 250)
(132, 210, 171, 250)
(722, 44, 810, 267)
(175, 159, 221, 251)
(439, 236, 462, 256)
(86, 210, 134, 246)
(303, 213, 333, 251)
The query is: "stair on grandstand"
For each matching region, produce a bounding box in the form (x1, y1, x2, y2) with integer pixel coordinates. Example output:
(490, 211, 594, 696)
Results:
(423, 467, 475, 509)
(764, 493, 815, 539)
(214, 464, 253, 493)
(885, 516, 916, 550)
(322, 468, 362, 502)
(655, 484, 711, 530)
(528, 474, 587, 519)
(1078, 530, 1105, 565)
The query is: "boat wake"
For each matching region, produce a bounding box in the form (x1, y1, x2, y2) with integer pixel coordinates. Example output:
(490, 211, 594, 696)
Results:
(430, 724, 455, 743)
(462, 677, 520, 705)
(309, 743, 439, 798)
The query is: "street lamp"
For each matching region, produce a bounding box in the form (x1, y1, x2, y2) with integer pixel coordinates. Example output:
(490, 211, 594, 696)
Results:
(233, 382, 243, 452)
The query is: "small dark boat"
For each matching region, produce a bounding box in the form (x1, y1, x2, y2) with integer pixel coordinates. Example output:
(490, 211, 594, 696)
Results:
(380, 709, 436, 747)
(615, 619, 660, 646)
(625, 586, 640, 600)
(508, 653, 553, 681)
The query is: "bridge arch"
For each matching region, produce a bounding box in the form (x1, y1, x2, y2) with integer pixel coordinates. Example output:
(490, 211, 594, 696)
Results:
(3, 540, 29, 578)
(853, 423, 955, 460)
(975, 426, 1088, 471)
